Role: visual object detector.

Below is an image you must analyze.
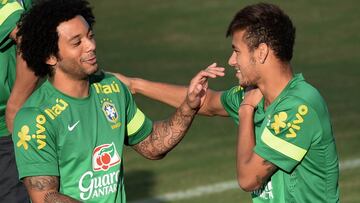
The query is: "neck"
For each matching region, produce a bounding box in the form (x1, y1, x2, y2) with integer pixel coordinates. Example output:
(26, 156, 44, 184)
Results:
(258, 62, 293, 109)
(50, 71, 90, 98)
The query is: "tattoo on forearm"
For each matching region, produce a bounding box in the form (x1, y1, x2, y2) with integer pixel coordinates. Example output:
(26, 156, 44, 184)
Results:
(135, 103, 196, 157)
(44, 191, 81, 203)
(256, 160, 277, 186)
(24, 176, 81, 203)
(24, 176, 58, 191)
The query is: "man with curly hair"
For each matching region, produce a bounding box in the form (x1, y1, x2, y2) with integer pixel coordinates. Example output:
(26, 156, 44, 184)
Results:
(116, 3, 340, 203)
(12, 0, 224, 202)
(0, 0, 38, 202)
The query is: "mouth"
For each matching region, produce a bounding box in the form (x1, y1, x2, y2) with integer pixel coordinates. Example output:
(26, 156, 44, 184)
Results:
(81, 55, 97, 65)
(235, 67, 242, 81)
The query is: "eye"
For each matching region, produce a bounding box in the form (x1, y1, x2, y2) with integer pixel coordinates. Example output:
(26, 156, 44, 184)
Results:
(89, 32, 95, 39)
(233, 49, 240, 54)
(73, 41, 81, 47)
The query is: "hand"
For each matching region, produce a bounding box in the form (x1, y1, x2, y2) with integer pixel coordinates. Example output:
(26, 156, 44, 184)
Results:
(185, 63, 225, 110)
(241, 86, 263, 109)
(112, 72, 136, 94)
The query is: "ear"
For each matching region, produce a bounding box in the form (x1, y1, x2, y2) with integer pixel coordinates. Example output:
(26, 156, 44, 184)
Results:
(46, 55, 58, 66)
(257, 43, 269, 64)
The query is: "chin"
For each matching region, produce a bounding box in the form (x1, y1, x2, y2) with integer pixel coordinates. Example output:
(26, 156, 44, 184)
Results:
(87, 64, 99, 74)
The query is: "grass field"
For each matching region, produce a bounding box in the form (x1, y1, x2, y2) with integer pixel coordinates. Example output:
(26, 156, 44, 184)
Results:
(89, 0, 360, 202)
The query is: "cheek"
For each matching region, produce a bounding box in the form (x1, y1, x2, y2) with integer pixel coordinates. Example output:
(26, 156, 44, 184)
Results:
(236, 55, 244, 65)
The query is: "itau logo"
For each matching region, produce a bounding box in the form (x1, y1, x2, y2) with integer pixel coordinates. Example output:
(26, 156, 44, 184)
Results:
(92, 143, 121, 171)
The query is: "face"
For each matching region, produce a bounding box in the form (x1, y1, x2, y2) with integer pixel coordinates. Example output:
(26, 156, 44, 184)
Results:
(228, 30, 260, 87)
(51, 15, 97, 80)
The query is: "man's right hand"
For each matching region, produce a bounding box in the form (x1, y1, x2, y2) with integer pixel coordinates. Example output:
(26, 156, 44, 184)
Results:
(185, 63, 225, 110)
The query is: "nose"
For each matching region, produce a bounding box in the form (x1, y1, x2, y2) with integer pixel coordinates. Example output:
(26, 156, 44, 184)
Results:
(84, 37, 96, 52)
(228, 51, 237, 67)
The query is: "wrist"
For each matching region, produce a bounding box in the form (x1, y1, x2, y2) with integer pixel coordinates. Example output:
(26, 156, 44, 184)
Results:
(240, 103, 256, 109)
(181, 100, 199, 116)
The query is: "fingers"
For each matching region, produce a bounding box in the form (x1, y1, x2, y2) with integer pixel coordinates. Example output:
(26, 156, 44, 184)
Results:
(186, 63, 224, 109)
(191, 63, 225, 86)
(192, 84, 203, 95)
(203, 63, 225, 78)
(188, 63, 224, 92)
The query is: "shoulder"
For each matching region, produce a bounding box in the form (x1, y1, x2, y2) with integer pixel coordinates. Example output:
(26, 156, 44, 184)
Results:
(15, 96, 55, 127)
(21, 81, 55, 108)
(0, 0, 24, 16)
(0, 0, 25, 26)
(15, 106, 43, 121)
(222, 86, 244, 97)
(289, 79, 322, 99)
(278, 79, 326, 113)
(220, 86, 244, 104)
(0, 0, 25, 47)
(14, 107, 49, 140)
(221, 86, 244, 104)
(18, 82, 66, 129)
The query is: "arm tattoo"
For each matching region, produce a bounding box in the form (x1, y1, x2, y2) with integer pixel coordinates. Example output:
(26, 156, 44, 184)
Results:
(256, 160, 278, 186)
(44, 191, 81, 203)
(24, 176, 58, 191)
(134, 103, 197, 158)
(24, 176, 81, 203)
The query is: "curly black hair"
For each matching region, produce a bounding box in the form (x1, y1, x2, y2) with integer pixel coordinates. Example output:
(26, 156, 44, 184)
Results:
(17, 0, 95, 77)
(226, 3, 296, 62)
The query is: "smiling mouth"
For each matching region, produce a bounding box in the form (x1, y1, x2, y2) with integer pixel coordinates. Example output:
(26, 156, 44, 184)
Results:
(81, 56, 97, 64)
(235, 67, 241, 73)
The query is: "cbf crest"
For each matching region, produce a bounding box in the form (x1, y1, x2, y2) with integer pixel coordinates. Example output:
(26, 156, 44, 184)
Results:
(101, 98, 121, 129)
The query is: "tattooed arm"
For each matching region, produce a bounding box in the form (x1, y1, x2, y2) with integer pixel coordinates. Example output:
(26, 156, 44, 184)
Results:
(133, 101, 197, 160)
(236, 88, 277, 192)
(133, 66, 225, 159)
(23, 176, 81, 203)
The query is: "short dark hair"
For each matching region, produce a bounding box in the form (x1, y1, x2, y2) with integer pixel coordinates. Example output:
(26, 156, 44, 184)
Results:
(226, 3, 295, 62)
(17, 0, 95, 77)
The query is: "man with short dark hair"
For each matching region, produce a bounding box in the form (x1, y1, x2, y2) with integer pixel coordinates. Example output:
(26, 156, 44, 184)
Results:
(117, 3, 340, 202)
(12, 0, 223, 202)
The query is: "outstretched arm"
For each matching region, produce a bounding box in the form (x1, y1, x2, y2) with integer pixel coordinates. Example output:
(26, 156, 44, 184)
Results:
(23, 176, 81, 203)
(236, 88, 277, 192)
(133, 67, 224, 159)
(113, 63, 228, 116)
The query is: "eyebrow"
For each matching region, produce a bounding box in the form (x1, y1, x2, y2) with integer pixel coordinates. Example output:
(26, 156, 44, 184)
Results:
(69, 35, 81, 42)
(232, 44, 239, 51)
(69, 28, 92, 42)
